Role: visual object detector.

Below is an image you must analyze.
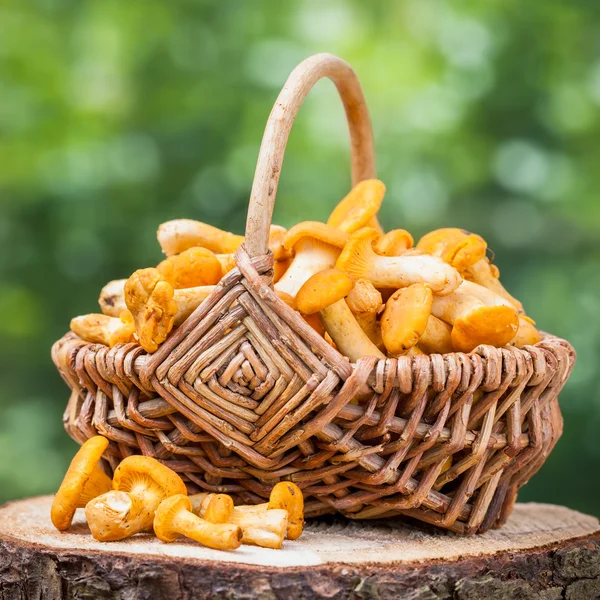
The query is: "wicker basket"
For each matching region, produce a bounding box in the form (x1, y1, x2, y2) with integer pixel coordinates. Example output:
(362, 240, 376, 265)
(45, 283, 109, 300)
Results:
(51, 53, 575, 534)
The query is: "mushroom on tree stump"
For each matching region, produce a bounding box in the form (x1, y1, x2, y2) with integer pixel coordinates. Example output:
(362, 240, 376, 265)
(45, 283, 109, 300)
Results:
(0, 496, 598, 600)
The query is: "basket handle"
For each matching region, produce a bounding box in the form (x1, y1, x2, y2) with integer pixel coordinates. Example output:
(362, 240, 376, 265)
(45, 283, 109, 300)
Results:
(244, 53, 376, 258)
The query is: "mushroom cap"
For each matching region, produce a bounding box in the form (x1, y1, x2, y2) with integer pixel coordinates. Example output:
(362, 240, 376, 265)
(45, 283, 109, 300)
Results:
(374, 229, 414, 256)
(283, 222, 350, 252)
(295, 269, 355, 315)
(157, 247, 223, 289)
(268, 481, 304, 541)
(381, 284, 433, 354)
(153, 494, 192, 542)
(335, 227, 379, 277)
(451, 305, 519, 352)
(417, 228, 487, 273)
(51, 436, 110, 531)
(346, 279, 383, 315)
(112, 456, 187, 499)
(327, 179, 386, 234)
(512, 316, 541, 347)
(204, 493, 234, 524)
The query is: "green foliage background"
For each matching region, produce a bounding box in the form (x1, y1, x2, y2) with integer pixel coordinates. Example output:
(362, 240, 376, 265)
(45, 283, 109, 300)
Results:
(1, 0, 598, 516)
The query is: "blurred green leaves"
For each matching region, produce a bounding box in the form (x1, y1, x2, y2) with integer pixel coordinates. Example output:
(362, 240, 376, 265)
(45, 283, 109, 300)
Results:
(0, 0, 599, 515)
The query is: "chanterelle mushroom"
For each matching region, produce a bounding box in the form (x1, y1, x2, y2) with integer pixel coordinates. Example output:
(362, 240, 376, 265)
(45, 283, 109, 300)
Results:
(346, 279, 384, 350)
(373, 229, 414, 256)
(124, 268, 178, 353)
(157, 220, 290, 260)
(195, 493, 289, 549)
(337, 228, 461, 296)
(154, 494, 242, 550)
(70, 311, 135, 347)
(157, 246, 222, 289)
(51, 436, 111, 531)
(85, 456, 187, 542)
(419, 315, 454, 355)
(99, 279, 127, 316)
(417, 228, 487, 274)
(275, 222, 349, 297)
(513, 316, 541, 347)
(381, 284, 433, 355)
(431, 288, 519, 352)
(296, 269, 385, 361)
(101, 279, 214, 327)
(327, 179, 385, 233)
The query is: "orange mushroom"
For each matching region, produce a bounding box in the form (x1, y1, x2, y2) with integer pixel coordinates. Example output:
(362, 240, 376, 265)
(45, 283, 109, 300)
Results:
(51, 436, 112, 532)
(85, 456, 187, 542)
(296, 269, 385, 361)
(275, 222, 349, 297)
(157, 246, 222, 289)
(124, 268, 178, 353)
(380, 284, 433, 355)
(327, 179, 386, 234)
(154, 494, 242, 550)
(346, 279, 384, 350)
(337, 228, 461, 295)
(70, 311, 135, 347)
(373, 229, 414, 256)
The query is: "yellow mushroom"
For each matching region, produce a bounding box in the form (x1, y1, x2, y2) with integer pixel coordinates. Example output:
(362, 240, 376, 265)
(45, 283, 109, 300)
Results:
(157, 247, 222, 289)
(373, 229, 414, 256)
(51, 436, 112, 532)
(268, 482, 304, 541)
(337, 228, 461, 296)
(124, 268, 178, 353)
(216, 254, 237, 275)
(346, 279, 384, 350)
(85, 456, 187, 542)
(380, 284, 433, 355)
(99, 279, 127, 317)
(296, 269, 385, 361)
(70, 311, 135, 347)
(157, 219, 244, 255)
(101, 278, 214, 327)
(327, 179, 386, 233)
(417, 228, 487, 274)
(275, 222, 349, 297)
(196, 494, 289, 550)
(431, 289, 519, 352)
(157, 220, 290, 259)
(465, 259, 523, 311)
(417, 228, 523, 311)
(273, 259, 292, 283)
(513, 316, 542, 347)
(419, 316, 454, 355)
(154, 494, 242, 550)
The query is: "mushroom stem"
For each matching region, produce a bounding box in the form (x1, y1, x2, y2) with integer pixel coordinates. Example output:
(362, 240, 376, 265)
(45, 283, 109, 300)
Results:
(274, 239, 340, 297)
(167, 504, 241, 550)
(321, 300, 385, 361)
(158, 219, 244, 255)
(346, 280, 384, 350)
(195, 494, 289, 549)
(513, 317, 541, 347)
(337, 228, 461, 295)
(419, 316, 454, 355)
(154, 495, 242, 550)
(465, 259, 524, 311)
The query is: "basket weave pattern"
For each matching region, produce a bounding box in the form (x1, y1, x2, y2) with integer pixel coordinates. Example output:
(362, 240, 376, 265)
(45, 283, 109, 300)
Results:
(51, 55, 575, 534)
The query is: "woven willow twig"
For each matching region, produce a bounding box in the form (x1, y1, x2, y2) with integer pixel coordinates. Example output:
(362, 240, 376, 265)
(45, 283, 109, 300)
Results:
(52, 53, 575, 534)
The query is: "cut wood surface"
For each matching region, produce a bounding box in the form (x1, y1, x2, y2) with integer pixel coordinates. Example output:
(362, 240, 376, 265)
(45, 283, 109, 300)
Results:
(0, 496, 599, 599)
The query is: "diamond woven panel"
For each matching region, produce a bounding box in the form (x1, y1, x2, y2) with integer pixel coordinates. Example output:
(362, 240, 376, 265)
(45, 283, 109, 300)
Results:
(52, 248, 575, 534)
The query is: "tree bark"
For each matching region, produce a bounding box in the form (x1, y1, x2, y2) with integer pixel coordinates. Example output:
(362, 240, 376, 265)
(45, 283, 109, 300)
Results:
(0, 497, 598, 600)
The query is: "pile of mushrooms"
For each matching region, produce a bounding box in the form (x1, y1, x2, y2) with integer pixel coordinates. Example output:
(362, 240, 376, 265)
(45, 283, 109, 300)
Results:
(71, 179, 540, 358)
(51, 436, 304, 550)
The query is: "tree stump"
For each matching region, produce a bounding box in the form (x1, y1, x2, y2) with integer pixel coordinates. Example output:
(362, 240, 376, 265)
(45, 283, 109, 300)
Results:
(0, 496, 598, 600)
